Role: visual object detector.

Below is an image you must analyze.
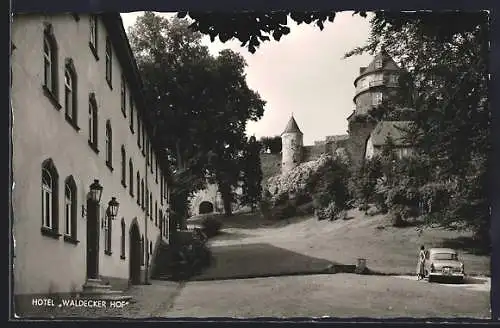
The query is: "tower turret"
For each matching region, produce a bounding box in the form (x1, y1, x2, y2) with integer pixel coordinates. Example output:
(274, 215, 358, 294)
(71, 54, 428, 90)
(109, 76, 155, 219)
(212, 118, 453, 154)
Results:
(281, 115, 303, 174)
(347, 51, 403, 168)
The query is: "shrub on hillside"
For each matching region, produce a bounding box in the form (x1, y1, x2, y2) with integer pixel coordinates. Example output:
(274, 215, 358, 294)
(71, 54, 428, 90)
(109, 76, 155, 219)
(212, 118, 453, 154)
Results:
(315, 202, 347, 221)
(274, 192, 290, 206)
(201, 216, 223, 238)
(307, 156, 351, 213)
(270, 200, 297, 220)
(358, 204, 370, 213)
(297, 201, 315, 216)
(294, 191, 313, 206)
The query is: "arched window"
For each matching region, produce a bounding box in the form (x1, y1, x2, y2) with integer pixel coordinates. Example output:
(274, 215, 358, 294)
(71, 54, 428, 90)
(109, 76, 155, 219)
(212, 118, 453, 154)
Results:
(120, 218, 126, 260)
(155, 159, 158, 183)
(89, 15, 98, 58)
(137, 120, 141, 148)
(136, 172, 140, 205)
(43, 23, 59, 100)
(159, 209, 163, 234)
(145, 186, 149, 214)
(149, 241, 153, 254)
(129, 94, 134, 133)
(105, 37, 112, 88)
(104, 209, 112, 255)
(140, 235, 145, 265)
(64, 176, 77, 241)
(64, 58, 78, 128)
(155, 201, 158, 226)
(129, 159, 134, 196)
(105, 120, 113, 169)
(121, 146, 126, 187)
(149, 192, 153, 220)
(41, 159, 59, 236)
(121, 75, 127, 117)
(141, 179, 145, 209)
(160, 174, 164, 206)
(88, 93, 98, 151)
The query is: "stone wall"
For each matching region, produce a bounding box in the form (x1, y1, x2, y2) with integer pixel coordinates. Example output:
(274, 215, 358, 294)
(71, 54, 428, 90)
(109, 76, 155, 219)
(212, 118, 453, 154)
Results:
(347, 120, 378, 170)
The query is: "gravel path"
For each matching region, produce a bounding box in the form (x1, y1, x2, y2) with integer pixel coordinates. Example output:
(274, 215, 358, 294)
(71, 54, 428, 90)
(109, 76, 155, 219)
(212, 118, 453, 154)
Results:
(16, 280, 182, 319)
(160, 274, 491, 319)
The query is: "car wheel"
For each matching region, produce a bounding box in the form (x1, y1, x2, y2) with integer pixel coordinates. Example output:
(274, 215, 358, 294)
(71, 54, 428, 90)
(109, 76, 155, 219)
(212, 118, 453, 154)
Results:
(428, 275, 434, 283)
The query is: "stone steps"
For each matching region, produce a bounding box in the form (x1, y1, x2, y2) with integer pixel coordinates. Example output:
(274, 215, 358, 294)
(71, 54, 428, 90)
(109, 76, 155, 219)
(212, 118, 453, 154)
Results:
(81, 279, 133, 301)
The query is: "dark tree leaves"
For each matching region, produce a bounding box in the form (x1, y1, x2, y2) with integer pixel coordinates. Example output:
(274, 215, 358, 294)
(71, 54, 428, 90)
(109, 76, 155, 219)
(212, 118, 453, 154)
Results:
(178, 11, 337, 53)
(346, 11, 490, 246)
(128, 12, 266, 220)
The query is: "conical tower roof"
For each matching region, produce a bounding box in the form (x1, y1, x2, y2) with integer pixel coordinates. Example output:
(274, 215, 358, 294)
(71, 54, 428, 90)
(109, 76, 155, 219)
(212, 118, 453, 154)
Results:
(282, 116, 303, 135)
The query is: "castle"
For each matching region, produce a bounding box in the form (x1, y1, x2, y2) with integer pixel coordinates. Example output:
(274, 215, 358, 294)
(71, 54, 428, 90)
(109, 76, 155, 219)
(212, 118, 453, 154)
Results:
(277, 50, 415, 174)
(190, 51, 415, 215)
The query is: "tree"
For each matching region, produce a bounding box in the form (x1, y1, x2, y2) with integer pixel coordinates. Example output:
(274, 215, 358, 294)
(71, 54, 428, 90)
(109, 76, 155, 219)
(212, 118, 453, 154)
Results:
(240, 136, 263, 211)
(176, 11, 338, 53)
(345, 12, 490, 246)
(128, 12, 266, 222)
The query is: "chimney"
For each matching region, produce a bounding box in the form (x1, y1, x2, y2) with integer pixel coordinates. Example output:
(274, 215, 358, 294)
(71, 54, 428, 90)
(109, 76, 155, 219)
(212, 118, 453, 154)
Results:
(359, 67, 367, 74)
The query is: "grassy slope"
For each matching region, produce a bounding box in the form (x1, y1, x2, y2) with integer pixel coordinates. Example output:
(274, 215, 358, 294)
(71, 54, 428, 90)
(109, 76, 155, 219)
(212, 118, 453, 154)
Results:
(207, 209, 490, 276)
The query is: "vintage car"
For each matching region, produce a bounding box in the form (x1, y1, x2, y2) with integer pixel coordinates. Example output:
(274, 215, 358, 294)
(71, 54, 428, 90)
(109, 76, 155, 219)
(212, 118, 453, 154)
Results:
(424, 248, 465, 282)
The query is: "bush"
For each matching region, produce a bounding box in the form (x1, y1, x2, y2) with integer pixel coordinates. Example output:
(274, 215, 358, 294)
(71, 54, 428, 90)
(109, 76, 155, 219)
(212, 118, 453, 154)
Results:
(390, 210, 406, 227)
(271, 200, 297, 220)
(312, 192, 332, 210)
(201, 216, 223, 238)
(274, 192, 290, 206)
(297, 201, 315, 216)
(315, 202, 346, 221)
(358, 204, 370, 212)
(294, 192, 313, 206)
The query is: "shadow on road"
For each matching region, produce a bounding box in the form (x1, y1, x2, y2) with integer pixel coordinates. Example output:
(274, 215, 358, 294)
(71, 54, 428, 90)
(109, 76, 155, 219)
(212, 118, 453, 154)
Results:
(189, 243, 346, 281)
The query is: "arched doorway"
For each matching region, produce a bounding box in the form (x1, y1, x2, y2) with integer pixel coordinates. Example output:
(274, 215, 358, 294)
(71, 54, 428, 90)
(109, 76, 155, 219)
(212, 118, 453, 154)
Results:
(129, 219, 141, 285)
(199, 201, 214, 214)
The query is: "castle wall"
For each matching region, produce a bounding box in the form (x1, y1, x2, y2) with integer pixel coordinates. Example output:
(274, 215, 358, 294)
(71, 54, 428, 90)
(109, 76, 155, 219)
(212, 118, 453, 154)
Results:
(347, 120, 378, 169)
(302, 145, 326, 163)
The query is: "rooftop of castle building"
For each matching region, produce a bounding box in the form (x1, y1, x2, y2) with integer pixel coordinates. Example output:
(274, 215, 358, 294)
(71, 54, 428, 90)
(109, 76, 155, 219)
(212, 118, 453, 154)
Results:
(354, 50, 402, 85)
(370, 121, 415, 147)
(325, 134, 350, 143)
(282, 116, 303, 135)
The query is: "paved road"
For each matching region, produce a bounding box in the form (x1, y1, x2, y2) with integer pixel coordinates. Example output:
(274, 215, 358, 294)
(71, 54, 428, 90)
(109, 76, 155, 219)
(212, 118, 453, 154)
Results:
(159, 274, 491, 319)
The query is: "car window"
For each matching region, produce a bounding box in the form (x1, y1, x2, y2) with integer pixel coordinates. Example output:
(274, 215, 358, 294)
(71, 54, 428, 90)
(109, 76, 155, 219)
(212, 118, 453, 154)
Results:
(431, 252, 458, 261)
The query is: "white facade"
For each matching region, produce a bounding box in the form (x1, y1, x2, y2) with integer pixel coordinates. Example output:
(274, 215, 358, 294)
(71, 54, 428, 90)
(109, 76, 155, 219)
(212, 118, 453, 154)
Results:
(12, 14, 170, 295)
(281, 132, 303, 174)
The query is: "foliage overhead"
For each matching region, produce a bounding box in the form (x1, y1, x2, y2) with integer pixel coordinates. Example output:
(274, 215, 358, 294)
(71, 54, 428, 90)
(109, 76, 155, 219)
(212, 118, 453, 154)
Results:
(177, 11, 337, 53)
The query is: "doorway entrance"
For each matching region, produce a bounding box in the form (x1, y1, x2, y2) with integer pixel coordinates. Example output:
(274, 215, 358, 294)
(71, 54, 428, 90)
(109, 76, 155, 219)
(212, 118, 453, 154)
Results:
(129, 220, 141, 285)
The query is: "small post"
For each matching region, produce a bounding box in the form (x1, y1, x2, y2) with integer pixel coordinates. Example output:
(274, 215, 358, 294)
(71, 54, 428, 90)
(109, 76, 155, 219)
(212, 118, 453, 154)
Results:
(356, 258, 367, 274)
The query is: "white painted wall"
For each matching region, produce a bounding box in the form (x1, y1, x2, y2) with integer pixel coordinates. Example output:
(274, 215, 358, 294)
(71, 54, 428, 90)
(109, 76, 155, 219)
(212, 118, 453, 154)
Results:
(12, 14, 169, 295)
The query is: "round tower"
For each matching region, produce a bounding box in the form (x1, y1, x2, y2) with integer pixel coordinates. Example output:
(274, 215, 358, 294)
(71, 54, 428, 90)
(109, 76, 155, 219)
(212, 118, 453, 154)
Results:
(281, 115, 303, 175)
(348, 50, 403, 168)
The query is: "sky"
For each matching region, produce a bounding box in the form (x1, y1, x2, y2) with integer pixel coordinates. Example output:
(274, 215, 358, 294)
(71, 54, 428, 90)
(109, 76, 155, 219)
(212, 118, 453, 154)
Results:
(120, 12, 373, 146)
